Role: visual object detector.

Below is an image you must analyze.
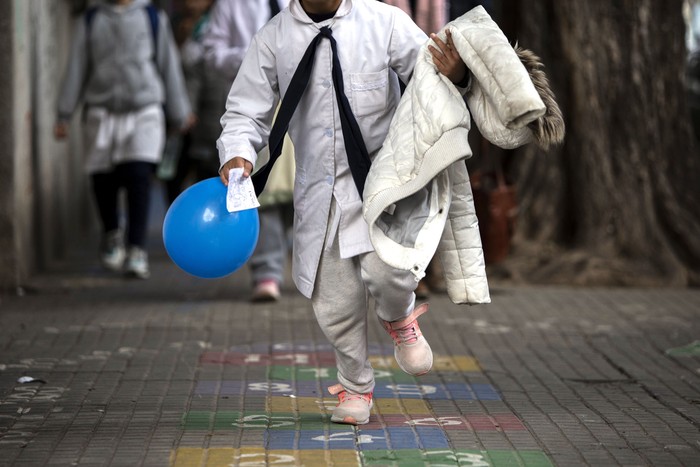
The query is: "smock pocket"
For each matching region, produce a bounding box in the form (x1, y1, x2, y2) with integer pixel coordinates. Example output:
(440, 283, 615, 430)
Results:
(349, 69, 389, 117)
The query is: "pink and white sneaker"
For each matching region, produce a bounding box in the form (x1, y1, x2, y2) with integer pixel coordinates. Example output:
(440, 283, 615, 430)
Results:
(380, 303, 433, 376)
(328, 384, 373, 425)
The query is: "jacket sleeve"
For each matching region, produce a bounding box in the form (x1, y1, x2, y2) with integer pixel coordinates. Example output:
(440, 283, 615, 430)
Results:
(202, 0, 258, 81)
(388, 7, 428, 84)
(56, 17, 89, 123)
(216, 33, 280, 170)
(447, 7, 545, 149)
(155, 11, 192, 127)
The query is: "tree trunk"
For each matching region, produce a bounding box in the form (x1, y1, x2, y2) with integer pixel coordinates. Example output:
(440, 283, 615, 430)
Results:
(495, 0, 700, 286)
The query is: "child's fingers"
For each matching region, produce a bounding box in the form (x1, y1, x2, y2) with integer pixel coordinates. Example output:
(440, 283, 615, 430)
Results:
(430, 33, 449, 56)
(444, 30, 460, 60)
(428, 45, 448, 73)
(445, 29, 454, 46)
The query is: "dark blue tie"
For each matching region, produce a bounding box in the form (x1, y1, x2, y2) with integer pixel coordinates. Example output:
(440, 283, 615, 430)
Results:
(268, 0, 280, 17)
(253, 26, 372, 199)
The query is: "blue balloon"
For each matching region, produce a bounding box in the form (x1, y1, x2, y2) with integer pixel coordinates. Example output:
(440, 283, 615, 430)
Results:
(163, 178, 259, 278)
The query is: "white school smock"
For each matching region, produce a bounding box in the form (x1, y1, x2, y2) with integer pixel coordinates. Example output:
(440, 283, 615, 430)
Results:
(217, 0, 426, 298)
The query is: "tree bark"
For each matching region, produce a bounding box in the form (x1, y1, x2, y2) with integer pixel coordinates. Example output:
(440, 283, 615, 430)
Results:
(495, 0, 700, 286)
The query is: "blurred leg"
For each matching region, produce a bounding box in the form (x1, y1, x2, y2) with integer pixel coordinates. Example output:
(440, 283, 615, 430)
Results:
(249, 205, 287, 286)
(118, 161, 155, 248)
(91, 170, 121, 234)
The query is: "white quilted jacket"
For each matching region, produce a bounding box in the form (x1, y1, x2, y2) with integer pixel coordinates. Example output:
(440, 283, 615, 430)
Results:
(363, 6, 545, 304)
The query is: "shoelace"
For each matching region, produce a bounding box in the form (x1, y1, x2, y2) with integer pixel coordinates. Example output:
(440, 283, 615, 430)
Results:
(338, 391, 372, 405)
(390, 321, 420, 345)
(328, 384, 372, 404)
(383, 303, 429, 346)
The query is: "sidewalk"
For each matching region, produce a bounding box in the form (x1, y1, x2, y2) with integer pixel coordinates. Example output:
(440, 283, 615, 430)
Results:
(1, 191, 699, 466)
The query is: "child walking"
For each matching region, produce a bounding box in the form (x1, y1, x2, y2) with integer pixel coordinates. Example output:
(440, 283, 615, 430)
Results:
(217, 0, 468, 425)
(54, 0, 194, 279)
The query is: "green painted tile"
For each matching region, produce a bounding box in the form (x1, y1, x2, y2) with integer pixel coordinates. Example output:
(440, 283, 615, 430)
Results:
(362, 449, 553, 466)
(666, 340, 700, 356)
(182, 410, 340, 431)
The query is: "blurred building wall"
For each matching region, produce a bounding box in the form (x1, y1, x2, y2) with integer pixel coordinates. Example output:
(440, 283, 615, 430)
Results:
(0, 0, 92, 292)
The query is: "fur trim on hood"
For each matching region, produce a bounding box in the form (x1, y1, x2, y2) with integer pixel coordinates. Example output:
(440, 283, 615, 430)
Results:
(515, 46, 566, 149)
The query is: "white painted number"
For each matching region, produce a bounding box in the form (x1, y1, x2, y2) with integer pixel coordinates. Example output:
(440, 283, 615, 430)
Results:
(385, 384, 437, 395)
(311, 432, 383, 444)
(247, 383, 292, 393)
(406, 417, 463, 427)
(234, 415, 295, 428)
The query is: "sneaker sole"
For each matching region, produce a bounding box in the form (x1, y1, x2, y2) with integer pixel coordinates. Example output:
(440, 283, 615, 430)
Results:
(396, 362, 432, 376)
(101, 259, 125, 272)
(250, 293, 280, 303)
(124, 270, 150, 280)
(330, 414, 369, 425)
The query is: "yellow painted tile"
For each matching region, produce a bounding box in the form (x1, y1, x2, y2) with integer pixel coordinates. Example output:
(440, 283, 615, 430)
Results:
(268, 395, 433, 417)
(267, 395, 295, 412)
(171, 447, 205, 467)
(368, 355, 395, 369)
(373, 397, 431, 415)
(205, 448, 236, 465)
(300, 449, 359, 466)
(172, 448, 360, 467)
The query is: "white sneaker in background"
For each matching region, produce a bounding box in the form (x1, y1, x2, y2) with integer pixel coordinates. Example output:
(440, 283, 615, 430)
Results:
(125, 247, 150, 279)
(101, 230, 125, 272)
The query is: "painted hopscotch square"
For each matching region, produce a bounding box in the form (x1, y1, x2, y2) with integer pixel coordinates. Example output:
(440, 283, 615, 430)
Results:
(194, 380, 323, 397)
(195, 381, 500, 400)
(361, 449, 554, 466)
(200, 351, 479, 373)
(370, 355, 480, 372)
(266, 396, 433, 417)
(267, 365, 418, 383)
(199, 351, 337, 366)
(182, 410, 526, 433)
(171, 447, 359, 467)
(182, 410, 355, 431)
(263, 427, 449, 451)
(360, 413, 526, 432)
(373, 382, 501, 400)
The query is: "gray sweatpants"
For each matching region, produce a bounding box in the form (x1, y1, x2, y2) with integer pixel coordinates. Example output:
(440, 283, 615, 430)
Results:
(311, 200, 417, 394)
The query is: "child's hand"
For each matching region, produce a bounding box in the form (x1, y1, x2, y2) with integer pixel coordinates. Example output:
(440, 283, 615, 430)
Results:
(220, 157, 253, 185)
(428, 30, 467, 86)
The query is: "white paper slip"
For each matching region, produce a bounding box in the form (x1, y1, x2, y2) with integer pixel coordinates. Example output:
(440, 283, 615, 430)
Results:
(226, 168, 261, 213)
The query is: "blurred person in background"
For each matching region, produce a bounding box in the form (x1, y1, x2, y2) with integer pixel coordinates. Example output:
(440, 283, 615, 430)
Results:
(380, 0, 447, 35)
(161, 0, 231, 202)
(54, 0, 194, 279)
(203, 0, 294, 302)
